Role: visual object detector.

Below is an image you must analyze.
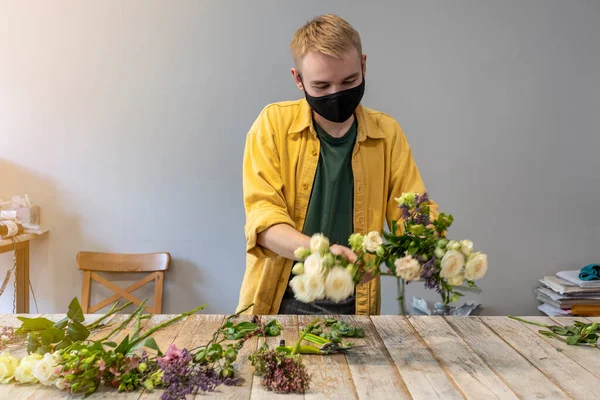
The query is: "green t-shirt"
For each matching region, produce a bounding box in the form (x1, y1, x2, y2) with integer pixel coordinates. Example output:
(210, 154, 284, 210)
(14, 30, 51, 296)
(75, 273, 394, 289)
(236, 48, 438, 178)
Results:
(301, 120, 357, 243)
(279, 119, 357, 315)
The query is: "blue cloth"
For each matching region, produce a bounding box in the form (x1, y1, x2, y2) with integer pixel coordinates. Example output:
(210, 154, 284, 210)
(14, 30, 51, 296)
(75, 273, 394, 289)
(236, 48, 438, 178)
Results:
(579, 264, 600, 281)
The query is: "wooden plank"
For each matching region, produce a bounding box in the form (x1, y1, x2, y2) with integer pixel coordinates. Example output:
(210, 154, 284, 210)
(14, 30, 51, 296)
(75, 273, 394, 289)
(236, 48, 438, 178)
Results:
(371, 315, 463, 400)
(341, 315, 411, 399)
(445, 316, 570, 400)
(408, 316, 518, 400)
(482, 316, 600, 399)
(251, 315, 303, 400)
(513, 316, 600, 378)
(297, 315, 357, 400)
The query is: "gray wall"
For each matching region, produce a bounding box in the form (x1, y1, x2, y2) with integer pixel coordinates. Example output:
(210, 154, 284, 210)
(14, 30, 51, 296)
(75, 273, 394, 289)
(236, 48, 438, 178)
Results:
(1, 0, 598, 315)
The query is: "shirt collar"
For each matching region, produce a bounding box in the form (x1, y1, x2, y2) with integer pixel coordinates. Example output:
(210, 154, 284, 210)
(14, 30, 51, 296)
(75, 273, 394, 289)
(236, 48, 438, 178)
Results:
(289, 99, 386, 141)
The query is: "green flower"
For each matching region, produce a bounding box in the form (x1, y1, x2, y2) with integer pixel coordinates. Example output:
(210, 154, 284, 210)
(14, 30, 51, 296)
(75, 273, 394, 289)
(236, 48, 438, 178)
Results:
(348, 234, 365, 253)
(395, 192, 416, 208)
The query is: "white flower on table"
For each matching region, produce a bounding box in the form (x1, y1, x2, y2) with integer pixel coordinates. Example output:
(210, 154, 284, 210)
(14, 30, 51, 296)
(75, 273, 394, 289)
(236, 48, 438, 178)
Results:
(0, 352, 19, 383)
(14, 353, 43, 384)
(32, 352, 59, 386)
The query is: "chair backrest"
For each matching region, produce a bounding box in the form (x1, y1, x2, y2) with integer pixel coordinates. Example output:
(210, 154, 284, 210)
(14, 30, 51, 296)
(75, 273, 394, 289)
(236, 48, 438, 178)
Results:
(77, 251, 171, 314)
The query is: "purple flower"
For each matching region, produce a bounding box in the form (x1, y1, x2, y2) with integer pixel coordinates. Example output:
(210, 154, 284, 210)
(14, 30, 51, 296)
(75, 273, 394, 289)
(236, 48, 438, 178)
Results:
(421, 257, 441, 292)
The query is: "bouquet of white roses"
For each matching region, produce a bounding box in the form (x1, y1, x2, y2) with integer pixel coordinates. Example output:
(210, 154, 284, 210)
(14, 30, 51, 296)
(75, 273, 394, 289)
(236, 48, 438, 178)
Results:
(292, 192, 489, 309)
(291, 234, 361, 304)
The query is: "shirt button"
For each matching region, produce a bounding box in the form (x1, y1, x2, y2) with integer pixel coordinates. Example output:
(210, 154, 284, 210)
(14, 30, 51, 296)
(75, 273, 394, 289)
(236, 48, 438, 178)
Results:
(312, 150, 318, 156)
(303, 184, 309, 190)
(279, 277, 284, 283)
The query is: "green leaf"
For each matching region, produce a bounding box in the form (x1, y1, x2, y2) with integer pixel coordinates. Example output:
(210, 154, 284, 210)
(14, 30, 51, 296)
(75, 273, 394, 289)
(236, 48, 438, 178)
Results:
(17, 316, 54, 331)
(67, 297, 85, 323)
(104, 342, 118, 348)
(41, 326, 65, 346)
(566, 336, 580, 345)
(141, 338, 163, 356)
(54, 317, 69, 330)
(115, 335, 131, 354)
(26, 333, 39, 354)
(67, 321, 90, 341)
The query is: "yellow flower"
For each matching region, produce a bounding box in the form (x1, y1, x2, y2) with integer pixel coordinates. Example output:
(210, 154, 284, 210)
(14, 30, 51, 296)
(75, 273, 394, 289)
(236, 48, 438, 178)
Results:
(0, 352, 19, 384)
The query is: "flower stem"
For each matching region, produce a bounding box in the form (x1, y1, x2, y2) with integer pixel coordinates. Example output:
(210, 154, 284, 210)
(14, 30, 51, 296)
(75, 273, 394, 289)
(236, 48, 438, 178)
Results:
(397, 278, 406, 315)
(86, 301, 133, 330)
(98, 300, 148, 342)
(507, 315, 549, 328)
(292, 318, 321, 356)
(129, 304, 206, 348)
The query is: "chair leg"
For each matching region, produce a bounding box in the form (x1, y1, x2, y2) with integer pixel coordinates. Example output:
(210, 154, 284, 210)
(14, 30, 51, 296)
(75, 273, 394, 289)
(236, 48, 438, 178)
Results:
(81, 271, 92, 314)
(154, 272, 164, 314)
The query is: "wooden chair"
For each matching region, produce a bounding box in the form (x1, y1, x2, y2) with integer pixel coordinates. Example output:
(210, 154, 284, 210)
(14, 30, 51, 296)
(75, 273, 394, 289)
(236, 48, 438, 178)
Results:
(77, 251, 171, 314)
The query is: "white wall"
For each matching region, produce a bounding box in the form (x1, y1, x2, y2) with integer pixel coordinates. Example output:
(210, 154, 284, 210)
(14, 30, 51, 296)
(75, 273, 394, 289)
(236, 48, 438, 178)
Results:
(1, 0, 599, 315)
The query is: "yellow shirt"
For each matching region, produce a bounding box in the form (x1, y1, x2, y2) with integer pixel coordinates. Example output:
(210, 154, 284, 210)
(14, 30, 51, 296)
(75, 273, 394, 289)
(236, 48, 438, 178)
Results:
(237, 99, 438, 315)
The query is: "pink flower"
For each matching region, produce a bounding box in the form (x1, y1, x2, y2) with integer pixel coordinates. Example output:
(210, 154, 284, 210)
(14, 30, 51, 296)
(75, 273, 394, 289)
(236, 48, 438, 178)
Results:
(96, 359, 106, 371)
(163, 344, 183, 361)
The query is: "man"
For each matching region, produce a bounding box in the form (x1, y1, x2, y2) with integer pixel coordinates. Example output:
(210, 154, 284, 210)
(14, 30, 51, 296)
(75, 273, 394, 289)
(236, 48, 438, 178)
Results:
(237, 14, 437, 315)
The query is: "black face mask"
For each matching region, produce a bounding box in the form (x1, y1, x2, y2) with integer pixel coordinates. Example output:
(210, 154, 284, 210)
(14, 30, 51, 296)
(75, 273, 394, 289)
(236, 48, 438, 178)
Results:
(301, 76, 365, 123)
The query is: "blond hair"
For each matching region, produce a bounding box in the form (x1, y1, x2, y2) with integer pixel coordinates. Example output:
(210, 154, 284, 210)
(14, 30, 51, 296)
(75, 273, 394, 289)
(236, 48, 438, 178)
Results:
(290, 14, 362, 66)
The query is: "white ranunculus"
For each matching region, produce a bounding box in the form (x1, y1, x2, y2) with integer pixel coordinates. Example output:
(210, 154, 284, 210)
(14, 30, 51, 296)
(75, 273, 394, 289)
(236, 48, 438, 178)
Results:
(465, 252, 488, 281)
(14, 353, 43, 384)
(309, 233, 330, 255)
(459, 240, 474, 257)
(32, 353, 58, 386)
(305, 273, 326, 301)
(0, 352, 19, 383)
(291, 262, 304, 275)
(394, 255, 422, 281)
(303, 253, 326, 276)
(440, 250, 465, 279)
(447, 274, 465, 286)
(290, 273, 326, 303)
(363, 231, 383, 253)
(293, 247, 311, 260)
(324, 267, 355, 303)
(434, 247, 446, 259)
(290, 274, 312, 303)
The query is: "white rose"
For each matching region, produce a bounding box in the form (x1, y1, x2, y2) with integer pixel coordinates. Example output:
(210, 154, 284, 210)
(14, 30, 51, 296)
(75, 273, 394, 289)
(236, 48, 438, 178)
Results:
(324, 267, 355, 303)
(447, 274, 465, 286)
(0, 352, 19, 383)
(440, 250, 465, 279)
(291, 262, 304, 275)
(305, 273, 326, 301)
(446, 240, 461, 251)
(14, 353, 43, 384)
(459, 240, 473, 257)
(309, 233, 330, 255)
(465, 252, 488, 281)
(363, 231, 383, 253)
(303, 253, 326, 276)
(290, 273, 326, 303)
(394, 255, 422, 281)
(32, 353, 58, 386)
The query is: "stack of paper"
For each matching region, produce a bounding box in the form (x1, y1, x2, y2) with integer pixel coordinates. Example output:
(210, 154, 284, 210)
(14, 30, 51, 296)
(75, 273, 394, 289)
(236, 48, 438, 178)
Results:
(537, 271, 600, 316)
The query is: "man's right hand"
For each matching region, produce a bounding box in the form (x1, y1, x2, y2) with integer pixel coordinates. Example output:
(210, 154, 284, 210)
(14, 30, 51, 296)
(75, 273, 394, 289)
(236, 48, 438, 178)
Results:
(329, 244, 358, 264)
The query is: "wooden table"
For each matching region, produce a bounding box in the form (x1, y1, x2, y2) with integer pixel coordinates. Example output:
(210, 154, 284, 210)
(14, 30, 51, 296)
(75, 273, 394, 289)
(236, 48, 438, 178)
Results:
(0, 313, 599, 399)
(0, 231, 47, 313)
